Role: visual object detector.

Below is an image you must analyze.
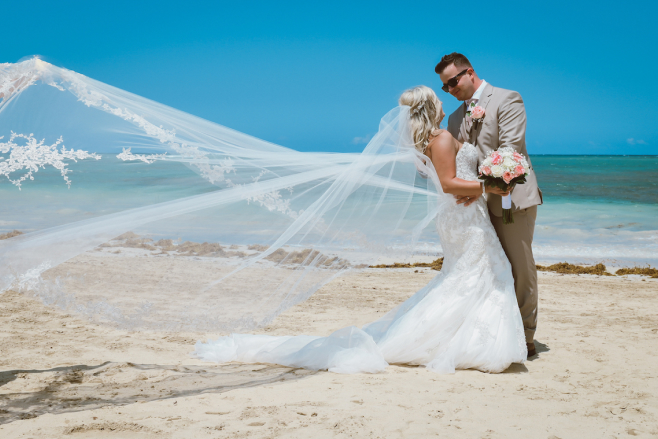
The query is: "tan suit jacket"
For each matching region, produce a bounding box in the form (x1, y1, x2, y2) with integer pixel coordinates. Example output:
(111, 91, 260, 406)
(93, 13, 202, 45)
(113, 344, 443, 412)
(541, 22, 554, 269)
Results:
(447, 83, 542, 216)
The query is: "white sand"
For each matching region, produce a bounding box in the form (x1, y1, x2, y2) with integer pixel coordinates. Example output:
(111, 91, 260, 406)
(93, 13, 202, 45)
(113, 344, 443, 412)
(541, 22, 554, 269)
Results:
(1, 263, 657, 438)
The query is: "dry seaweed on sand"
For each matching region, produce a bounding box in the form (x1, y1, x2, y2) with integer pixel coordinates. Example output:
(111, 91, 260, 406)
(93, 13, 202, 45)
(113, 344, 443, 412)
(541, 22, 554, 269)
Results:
(615, 266, 658, 278)
(100, 233, 229, 257)
(265, 248, 349, 268)
(175, 241, 227, 257)
(536, 262, 612, 276)
(0, 230, 23, 240)
(100, 232, 157, 250)
(370, 258, 444, 271)
(265, 248, 289, 263)
(114, 231, 140, 240)
(537, 262, 658, 278)
(123, 237, 157, 251)
(153, 239, 177, 252)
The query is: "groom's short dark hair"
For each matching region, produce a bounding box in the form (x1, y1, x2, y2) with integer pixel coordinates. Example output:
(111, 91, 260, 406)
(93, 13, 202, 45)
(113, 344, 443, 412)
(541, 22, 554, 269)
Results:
(435, 53, 472, 74)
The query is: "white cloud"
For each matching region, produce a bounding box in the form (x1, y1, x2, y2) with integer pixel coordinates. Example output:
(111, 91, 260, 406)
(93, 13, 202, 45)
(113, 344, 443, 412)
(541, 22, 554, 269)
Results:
(627, 138, 648, 145)
(352, 134, 373, 145)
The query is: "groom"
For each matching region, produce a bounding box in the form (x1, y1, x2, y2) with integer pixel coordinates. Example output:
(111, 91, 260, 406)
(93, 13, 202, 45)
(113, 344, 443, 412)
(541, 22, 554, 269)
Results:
(435, 53, 543, 358)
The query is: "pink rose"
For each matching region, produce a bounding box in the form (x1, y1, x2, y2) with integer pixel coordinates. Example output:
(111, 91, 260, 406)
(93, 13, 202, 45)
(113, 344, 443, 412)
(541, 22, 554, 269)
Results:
(503, 171, 513, 184)
(471, 105, 485, 120)
(514, 165, 525, 176)
(480, 166, 492, 176)
(513, 152, 524, 162)
(491, 153, 503, 165)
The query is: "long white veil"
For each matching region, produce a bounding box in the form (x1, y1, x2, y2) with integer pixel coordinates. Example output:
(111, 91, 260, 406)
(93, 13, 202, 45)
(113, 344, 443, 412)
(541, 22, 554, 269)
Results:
(0, 58, 451, 332)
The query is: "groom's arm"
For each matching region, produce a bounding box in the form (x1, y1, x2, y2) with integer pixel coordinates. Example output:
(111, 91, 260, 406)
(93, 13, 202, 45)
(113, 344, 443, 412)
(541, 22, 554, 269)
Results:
(498, 91, 527, 152)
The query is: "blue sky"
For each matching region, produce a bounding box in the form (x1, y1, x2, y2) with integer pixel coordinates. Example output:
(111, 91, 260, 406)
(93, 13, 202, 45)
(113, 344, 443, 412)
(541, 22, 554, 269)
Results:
(3, 1, 657, 154)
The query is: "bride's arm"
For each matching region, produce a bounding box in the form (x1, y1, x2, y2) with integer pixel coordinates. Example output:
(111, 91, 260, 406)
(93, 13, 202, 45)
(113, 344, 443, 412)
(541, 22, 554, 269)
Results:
(428, 131, 487, 196)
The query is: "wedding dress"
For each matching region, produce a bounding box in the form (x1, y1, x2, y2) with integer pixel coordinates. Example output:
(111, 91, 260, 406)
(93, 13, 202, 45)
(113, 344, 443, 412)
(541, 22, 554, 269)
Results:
(194, 142, 528, 374)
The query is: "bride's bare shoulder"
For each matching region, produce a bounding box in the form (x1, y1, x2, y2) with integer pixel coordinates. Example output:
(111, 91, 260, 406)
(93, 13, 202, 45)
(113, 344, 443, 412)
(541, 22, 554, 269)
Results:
(428, 130, 458, 155)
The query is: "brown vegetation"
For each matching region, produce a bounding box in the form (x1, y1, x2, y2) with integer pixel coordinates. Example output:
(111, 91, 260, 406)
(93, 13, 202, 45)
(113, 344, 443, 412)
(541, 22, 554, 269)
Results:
(103, 233, 229, 257)
(154, 239, 177, 252)
(615, 266, 658, 278)
(371, 260, 657, 279)
(123, 237, 157, 251)
(0, 230, 23, 240)
(264, 248, 348, 268)
(536, 262, 612, 276)
(370, 258, 444, 271)
(115, 231, 140, 240)
(176, 241, 227, 257)
(265, 248, 290, 263)
(536, 262, 658, 278)
(288, 249, 321, 265)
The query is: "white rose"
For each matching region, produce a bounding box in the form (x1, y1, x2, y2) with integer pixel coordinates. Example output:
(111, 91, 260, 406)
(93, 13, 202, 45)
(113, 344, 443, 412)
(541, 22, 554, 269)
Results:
(483, 157, 493, 167)
(491, 165, 504, 177)
(503, 157, 516, 169)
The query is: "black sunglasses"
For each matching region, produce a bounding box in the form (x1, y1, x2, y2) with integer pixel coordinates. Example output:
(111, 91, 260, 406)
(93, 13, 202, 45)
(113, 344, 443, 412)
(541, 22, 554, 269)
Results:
(441, 69, 469, 92)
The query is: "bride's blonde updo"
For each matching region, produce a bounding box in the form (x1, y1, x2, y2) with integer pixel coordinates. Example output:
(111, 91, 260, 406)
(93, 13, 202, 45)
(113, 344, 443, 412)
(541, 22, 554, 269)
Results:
(399, 85, 445, 153)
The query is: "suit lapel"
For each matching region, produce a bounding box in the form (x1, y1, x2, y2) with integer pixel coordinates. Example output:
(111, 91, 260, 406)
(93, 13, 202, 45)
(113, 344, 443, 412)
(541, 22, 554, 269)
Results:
(472, 83, 494, 145)
(478, 83, 494, 111)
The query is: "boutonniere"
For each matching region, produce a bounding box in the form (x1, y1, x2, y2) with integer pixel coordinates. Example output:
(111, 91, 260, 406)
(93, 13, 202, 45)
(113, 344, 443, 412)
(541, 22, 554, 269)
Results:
(466, 102, 485, 122)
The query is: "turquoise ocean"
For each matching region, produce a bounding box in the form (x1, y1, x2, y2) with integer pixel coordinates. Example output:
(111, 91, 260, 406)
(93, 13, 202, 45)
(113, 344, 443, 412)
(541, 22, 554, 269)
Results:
(2, 155, 657, 267)
(530, 155, 657, 266)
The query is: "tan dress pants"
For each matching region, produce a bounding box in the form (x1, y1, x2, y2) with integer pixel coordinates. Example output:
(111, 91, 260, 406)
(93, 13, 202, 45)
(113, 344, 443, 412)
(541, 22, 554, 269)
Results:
(489, 205, 538, 344)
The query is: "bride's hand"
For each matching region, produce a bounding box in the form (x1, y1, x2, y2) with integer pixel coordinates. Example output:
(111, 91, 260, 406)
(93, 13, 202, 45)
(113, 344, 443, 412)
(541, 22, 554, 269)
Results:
(455, 192, 482, 206)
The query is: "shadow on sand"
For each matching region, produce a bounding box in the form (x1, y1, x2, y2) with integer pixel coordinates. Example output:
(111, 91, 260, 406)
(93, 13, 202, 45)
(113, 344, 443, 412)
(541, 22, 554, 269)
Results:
(501, 362, 529, 373)
(1, 345, 544, 424)
(526, 340, 550, 362)
(0, 361, 316, 425)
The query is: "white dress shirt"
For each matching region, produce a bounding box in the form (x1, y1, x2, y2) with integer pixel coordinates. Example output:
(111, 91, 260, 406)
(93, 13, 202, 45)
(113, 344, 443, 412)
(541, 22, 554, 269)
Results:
(465, 80, 487, 109)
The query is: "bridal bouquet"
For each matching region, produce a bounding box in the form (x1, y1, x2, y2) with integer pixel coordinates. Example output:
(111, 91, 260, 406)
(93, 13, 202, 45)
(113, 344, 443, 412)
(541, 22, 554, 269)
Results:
(478, 146, 529, 224)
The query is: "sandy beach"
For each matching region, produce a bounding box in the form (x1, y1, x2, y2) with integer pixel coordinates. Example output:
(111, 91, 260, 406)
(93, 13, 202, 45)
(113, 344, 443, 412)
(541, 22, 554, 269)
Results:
(1, 259, 657, 438)
(2, 8, 657, 438)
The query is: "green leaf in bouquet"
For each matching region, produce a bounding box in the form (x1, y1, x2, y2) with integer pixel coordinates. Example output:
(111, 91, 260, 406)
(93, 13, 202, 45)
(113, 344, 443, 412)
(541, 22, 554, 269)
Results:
(509, 175, 528, 185)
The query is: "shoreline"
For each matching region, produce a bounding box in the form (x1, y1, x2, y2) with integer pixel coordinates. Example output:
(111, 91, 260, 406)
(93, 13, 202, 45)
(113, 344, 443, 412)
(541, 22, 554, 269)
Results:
(2, 229, 657, 271)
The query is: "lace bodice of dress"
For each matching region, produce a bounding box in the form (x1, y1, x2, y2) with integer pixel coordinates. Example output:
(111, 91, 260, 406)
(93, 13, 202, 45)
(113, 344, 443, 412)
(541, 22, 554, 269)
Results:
(455, 142, 479, 182)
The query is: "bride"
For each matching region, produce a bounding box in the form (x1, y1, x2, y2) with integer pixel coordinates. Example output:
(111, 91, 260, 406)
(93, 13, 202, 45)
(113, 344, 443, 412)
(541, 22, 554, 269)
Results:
(194, 86, 527, 374)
